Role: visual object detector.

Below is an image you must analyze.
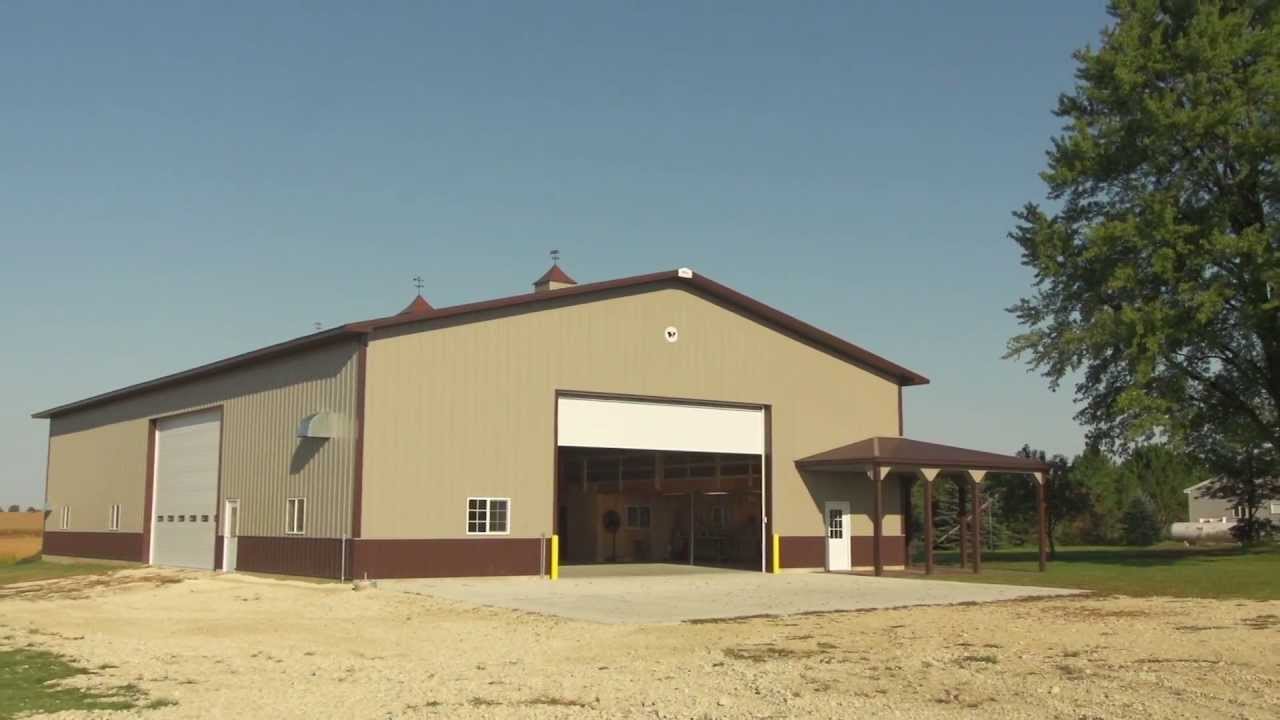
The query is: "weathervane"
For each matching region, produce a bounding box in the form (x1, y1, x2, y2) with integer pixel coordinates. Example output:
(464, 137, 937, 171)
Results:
(413, 275, 424, 294)
(550, 249, 560, 266)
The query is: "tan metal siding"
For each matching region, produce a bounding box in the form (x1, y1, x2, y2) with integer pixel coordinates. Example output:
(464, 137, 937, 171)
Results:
(361, 284, 901, 540)
(45, 340, 360, 540)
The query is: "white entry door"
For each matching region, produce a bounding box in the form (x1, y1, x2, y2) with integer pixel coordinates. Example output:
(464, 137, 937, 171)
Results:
(222, 499, 239, 572)
(825, 501, 851, 572)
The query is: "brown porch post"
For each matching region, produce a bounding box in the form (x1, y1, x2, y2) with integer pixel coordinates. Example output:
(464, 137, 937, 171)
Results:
(902, 473, 913, 569)
(1037, 472, 1048, 572)
(872, 464, 884, 576)
(957, 477, 968, 569)
(923, 474, 935, 575)
(971, 473, 983, 574)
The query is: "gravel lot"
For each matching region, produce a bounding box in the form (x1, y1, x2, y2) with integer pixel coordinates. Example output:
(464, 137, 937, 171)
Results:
(1, 568, 1277, 719)
(383, 564, 1081, 623)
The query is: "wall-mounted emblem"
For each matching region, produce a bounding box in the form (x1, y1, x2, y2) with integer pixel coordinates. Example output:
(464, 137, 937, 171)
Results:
(664, 326, 679, 343)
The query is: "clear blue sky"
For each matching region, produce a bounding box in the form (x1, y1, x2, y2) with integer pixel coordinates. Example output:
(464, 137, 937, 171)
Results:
(1, 1, 1109, 507)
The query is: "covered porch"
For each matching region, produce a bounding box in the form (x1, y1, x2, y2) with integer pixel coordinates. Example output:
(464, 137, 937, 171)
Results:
(796, 437, 1051, 577)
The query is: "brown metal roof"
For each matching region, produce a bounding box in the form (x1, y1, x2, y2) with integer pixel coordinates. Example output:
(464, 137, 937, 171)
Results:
(796, 436, 1048, 473)
(32, 268, 928, 419)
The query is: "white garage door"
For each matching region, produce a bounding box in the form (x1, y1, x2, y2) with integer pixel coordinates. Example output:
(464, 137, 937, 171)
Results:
(557, 396, 764, 454)
(151, 409, 220, 570)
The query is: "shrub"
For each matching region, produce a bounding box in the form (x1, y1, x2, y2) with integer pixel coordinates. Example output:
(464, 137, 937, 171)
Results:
(1121, 494, 1163, 546)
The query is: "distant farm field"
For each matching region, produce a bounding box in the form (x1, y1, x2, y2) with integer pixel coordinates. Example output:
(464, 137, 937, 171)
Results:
(0, 512, 44, 564)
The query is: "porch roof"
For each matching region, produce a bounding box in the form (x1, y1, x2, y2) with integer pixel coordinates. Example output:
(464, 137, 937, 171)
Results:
(796, 436, 1049, 474)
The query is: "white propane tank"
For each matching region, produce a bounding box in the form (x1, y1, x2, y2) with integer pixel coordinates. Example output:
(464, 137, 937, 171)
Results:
(1170, 521, 1236, 543)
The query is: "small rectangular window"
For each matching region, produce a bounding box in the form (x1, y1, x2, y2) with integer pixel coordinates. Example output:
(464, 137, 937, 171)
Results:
(1271, 502, 1280, 515)
(625, 505, 651, 529)
(286, 497, 306, 535)
(108, 504, 121, 531)
(60, 506, 70, 530)
(466, 498, 510, 535)
(1233, 506, 1247, 519)
(201, 514, 209, 523)
(167, 515, 174, 523)
(157, 514, 164, 523)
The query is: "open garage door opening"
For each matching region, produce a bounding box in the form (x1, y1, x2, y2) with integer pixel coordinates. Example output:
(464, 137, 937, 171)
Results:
(557, 447, 763, 570)
(555, 394, 768, 573)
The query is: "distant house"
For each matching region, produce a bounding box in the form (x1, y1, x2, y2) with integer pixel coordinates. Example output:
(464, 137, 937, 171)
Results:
(1184, 479, 1280, 524)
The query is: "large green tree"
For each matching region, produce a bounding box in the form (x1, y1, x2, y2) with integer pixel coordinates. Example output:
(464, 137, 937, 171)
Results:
(1008, 1, 1280, 528)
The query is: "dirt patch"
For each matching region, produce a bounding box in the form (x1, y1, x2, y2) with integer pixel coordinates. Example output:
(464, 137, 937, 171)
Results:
(0, 569, 185, 601)
(0, 570, 1275, 719)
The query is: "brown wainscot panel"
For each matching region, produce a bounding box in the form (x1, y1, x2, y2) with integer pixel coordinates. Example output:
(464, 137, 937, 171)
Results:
(42, 531, 144, 562)
(778, 536, 825, 569)
(352, 538, 549, 579)
(852, 535, 905, 567)
(235, 536, 352, 580)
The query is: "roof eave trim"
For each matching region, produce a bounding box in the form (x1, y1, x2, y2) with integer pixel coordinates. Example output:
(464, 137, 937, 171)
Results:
(795, 457, 1050, 473)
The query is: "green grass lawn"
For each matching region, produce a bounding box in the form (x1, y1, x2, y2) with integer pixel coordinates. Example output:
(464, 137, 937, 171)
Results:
(0, 647, 173, 719)
(911, 543, 1280, 600)
(0, 559, 118, 588)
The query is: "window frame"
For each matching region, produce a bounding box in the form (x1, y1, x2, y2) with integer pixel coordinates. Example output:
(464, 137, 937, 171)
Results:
(1232, 505, 1248, 519)
(625, 505, 651, 529)
(1271, 502, 1280, 516)
(285, 497, 306, 535)
(465, 497, 511, 536)
(108, 504, 121, 531)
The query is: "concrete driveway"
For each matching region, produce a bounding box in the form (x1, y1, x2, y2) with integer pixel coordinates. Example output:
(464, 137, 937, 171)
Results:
(381, 564, 1081, 624)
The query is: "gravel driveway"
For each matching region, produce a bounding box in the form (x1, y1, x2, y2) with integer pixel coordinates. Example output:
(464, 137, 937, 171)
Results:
(381, 564, 1082, 623)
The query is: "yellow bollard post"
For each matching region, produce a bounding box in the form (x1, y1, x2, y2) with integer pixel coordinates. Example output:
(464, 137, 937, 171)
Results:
(550, 534, 560, 580)
(771, 533, 781, 574)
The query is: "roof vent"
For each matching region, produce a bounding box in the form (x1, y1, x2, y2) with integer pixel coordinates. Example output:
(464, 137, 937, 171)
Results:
(533, 263, 577, 293)
(677, 267, 694, 278)
(297, 411, 342, 439)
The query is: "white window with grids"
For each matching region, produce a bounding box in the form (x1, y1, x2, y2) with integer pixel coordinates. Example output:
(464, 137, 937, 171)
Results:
(827, 508, 844, 539)
(466, 498, 510, 535)
(625, 505, 651, 529)
(1232, 505, 1248, 519)
(286, 497, 306, 535)
(108, 504, 121, 531)
(60, 506, 70, 530)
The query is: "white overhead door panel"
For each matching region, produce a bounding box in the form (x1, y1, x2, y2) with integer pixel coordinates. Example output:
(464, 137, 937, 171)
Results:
(152, 409, 220, 570)
(557, 396, 764, 454)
